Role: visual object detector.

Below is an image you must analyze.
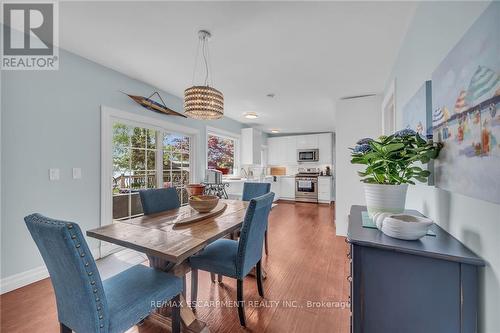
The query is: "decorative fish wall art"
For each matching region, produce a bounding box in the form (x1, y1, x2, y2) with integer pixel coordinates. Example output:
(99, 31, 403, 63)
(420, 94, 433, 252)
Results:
(122, 91, 187, 118)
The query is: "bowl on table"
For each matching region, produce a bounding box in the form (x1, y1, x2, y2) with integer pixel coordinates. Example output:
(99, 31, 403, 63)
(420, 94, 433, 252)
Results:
(186, 183, 206, 196)
(188, 195, 219, 213)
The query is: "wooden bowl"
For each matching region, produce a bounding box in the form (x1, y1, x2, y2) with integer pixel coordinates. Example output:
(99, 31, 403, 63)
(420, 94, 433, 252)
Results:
(189, 195, 219, 213)
(186, 184, 206, 196)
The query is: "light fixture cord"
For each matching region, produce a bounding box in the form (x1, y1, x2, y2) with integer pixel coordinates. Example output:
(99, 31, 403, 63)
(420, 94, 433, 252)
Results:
(191, 36, 201, 85)
(202, 36, 210, 86)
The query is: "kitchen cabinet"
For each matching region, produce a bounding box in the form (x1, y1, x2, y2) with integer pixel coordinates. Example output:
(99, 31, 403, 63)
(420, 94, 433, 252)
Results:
(318, 176, 332, 203)
(241, 128, 262, 165)
(267, 136, 297, 166)
(280, 176, 295, 200)
(268, 133, 333, 166)
(318, 133, 333, 164)
(296, 134, 318, 149)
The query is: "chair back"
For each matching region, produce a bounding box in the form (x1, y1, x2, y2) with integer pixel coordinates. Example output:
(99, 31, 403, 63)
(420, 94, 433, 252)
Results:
(139, 187, 180, 215)
(241, 182, 271, 201)
(236, 192, 275, 277)
(25, 214, 109, 333)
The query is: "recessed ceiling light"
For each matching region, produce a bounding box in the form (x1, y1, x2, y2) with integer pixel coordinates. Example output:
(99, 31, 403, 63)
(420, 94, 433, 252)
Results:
(270, 129, 280, 133)
(244, 112, 259, 119)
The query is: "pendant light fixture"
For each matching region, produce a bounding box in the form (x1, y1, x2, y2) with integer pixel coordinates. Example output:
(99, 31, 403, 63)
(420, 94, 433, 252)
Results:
(184, 30, 224, 120)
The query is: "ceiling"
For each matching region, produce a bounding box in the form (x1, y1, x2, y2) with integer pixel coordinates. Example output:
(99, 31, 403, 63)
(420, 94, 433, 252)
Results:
(59, 1, 416, 133)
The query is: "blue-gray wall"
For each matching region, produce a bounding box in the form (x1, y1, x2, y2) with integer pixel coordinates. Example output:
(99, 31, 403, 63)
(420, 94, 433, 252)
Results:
(1, 48, 245, 279)
(385, 2, 499, 332)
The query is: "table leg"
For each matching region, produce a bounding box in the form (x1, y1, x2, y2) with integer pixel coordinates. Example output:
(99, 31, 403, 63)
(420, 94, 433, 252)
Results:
(147, 255, 210, 333)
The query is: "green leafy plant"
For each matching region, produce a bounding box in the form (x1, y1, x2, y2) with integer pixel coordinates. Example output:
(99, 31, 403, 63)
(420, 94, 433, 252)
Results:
(350, 129, 442, 185)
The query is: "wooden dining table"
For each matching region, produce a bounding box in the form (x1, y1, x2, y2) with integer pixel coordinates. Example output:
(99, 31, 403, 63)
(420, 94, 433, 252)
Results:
(87, 199, 250, 333)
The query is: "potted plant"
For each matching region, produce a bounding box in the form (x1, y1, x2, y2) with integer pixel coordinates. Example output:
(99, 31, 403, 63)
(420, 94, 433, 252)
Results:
(350, 129, 442, 217)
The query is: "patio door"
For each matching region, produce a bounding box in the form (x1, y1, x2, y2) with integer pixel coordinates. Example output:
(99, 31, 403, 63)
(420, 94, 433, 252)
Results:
(101, 106, 196, 257)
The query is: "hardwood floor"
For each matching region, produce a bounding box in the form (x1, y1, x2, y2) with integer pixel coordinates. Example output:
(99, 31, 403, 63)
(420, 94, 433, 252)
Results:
(0, 201, 350, 333)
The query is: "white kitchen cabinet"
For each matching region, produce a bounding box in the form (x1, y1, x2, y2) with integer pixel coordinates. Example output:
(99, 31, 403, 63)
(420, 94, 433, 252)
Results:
(283, 136, 297, 165)
(280, 176, 295, 200)
(296, 134, 318, 149)
(267, 136, 297, 166)
(318, 176, 332, 203)
(241, 128, 262, 165)
(267, 137, 283, 165)
(318, 133, 333, 164)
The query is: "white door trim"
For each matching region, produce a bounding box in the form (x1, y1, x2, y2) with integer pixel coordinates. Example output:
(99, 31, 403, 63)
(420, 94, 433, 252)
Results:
(100, 105, 199, 255)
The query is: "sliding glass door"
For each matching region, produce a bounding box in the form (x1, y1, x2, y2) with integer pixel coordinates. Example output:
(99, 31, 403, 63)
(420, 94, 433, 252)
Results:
(111, 122, 193, 221)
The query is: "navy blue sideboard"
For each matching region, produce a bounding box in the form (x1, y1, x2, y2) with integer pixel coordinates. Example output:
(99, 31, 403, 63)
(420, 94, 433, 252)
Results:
(347, 205, 485, 333)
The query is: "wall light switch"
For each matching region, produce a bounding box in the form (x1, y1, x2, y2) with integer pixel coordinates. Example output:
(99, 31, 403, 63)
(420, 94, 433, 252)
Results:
(49, 168, 60, 181)
(73, 168, 82, 179)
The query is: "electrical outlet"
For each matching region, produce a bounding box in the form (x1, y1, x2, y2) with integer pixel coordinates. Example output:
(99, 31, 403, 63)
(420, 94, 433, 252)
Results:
(73, 168, 82, 179)
(49, 168, 60, 181)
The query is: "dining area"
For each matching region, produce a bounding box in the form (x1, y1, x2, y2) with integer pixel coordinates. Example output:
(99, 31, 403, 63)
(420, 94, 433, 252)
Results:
(23, 182, 276, 333)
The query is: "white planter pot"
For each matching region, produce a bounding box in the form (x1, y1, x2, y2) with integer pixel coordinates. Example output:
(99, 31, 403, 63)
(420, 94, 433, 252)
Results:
(364, 183, 408, 218)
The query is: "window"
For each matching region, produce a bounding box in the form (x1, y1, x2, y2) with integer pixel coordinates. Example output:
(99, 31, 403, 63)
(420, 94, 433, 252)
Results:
(207, 131, 239, 176)
(112, 122, 192, 221)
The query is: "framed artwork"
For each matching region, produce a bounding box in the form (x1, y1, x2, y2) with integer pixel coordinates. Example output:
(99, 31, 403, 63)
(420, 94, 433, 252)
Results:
(431, 2, 500, 204)
(402, 80, 434, 184)
(402, 81, 432, 139)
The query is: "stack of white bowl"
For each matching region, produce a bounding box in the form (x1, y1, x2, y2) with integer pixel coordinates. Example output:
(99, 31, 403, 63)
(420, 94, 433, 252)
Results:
(372, 212, 433, 240)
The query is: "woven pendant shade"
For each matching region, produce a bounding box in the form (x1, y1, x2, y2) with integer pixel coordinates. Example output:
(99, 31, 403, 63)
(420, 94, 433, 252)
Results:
(184, 85, 224, 120)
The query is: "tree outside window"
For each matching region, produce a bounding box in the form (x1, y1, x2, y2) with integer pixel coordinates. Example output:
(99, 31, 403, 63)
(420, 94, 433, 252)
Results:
(207, 134, 235, 175)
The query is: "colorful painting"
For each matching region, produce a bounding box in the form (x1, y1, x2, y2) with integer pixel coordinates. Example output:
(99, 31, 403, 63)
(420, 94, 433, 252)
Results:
(402, 81, 432, 139)
(402, 81, 434, 184)
(431, 2, 500, 204)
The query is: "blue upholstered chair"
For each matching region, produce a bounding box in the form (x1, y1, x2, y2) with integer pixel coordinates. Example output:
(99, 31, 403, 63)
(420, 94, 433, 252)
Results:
(242, 182, 271, 255)
(139, 187, 180, 215)
(190, 192, 275, 327)
(25, 214, 183, 333)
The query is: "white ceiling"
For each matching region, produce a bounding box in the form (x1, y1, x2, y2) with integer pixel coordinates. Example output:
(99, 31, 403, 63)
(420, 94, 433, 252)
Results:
(59, 1, 416, 133)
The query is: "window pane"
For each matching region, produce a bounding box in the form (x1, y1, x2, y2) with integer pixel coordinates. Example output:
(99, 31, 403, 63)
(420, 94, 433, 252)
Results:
(130, 149, 147, 170)
(207, 134, 235, 175)
(112, 123, 131, 147)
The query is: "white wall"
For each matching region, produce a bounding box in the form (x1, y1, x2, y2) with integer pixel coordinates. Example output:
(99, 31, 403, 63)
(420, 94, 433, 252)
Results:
(385, 2, 499, 332)
(335, 95, 382, 236)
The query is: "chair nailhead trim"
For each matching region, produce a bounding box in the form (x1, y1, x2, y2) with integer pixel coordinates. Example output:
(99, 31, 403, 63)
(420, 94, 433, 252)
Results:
(32, 215, 106, 332)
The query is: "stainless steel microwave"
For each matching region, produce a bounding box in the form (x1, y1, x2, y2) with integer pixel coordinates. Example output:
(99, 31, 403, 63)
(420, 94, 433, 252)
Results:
(297, 149, 319, 162)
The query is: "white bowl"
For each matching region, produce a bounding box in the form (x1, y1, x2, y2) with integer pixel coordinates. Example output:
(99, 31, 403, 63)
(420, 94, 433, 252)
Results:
(379, 214, 433, 240)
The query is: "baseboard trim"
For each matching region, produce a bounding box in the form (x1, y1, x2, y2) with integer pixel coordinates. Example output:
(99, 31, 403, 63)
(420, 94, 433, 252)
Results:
(0, 247, 100, 295)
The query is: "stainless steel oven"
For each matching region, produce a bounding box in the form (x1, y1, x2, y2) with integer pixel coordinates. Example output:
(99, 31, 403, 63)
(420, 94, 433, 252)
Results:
(295, 176, 318, 203)
(297, 149, 319, 162)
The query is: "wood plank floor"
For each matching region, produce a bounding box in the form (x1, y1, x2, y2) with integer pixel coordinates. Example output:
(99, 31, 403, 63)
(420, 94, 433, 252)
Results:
(0, 201, 350, 333)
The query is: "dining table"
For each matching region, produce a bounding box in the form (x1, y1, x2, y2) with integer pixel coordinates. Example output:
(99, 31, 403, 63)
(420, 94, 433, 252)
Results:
(87, 199, 250, 333)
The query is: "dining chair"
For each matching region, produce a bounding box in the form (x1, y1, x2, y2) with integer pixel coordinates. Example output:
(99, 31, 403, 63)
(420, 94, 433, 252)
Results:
(242, 182, 271, 255)
(190, 192, 275, 327)
(211, 182, 272, 283)
(25, 213, 183, 333)
(139, 187, 180, 215)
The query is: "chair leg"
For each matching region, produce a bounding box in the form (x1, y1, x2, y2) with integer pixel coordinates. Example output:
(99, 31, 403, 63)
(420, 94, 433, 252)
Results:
(264, 229, 269, 255)
(172, 294, 181, 333)
(191, 268, 198, 309)
(60, 323, 71, 333)
(237, 279, 246, 327)
(210, 272, 216, 282)
(182, 275, 187, 300)
(256, 260, 264, 297)
(217, 274, 223, 283)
